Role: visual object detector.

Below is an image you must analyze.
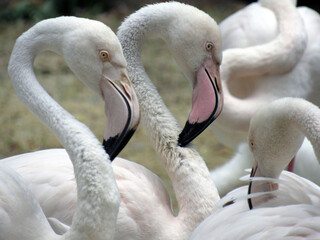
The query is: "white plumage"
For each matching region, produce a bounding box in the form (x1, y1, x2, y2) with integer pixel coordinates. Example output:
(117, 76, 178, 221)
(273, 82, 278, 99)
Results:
(1, 16, 141, 240)
(2, 2, 224, 239)
(210, 0, 320, 195)
(191, 98, 320, 239)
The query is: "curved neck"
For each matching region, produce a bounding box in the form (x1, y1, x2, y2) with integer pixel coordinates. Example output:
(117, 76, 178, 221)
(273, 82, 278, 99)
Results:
(223, 0, 307, 80)
(285, 100, 320, 162)
(8, 19, 119, 240)
(118, 4, 183, 148)
(216, 0, 307, 133)
(117, 3, 219, 231)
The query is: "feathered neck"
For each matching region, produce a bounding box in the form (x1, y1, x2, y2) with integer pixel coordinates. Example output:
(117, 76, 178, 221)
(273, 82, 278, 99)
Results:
(8, 17, 120, 240)
(117, 2, 220, 233)
(284, 99, 320, 162)
(215, 0, 307, 134)
(250, 98, 320, 179)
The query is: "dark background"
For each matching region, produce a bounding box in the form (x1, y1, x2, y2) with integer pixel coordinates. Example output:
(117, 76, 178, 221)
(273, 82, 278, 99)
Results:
(0, 0, 318, 22)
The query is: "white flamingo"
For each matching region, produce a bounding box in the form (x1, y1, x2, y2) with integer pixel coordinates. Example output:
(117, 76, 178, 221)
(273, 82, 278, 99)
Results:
(190, 97, 320, 239)
(220, 0, 297, 50)
(3, 2, 224, 239)
(210, 0, 320, 195)
(1, 16, 140, 240)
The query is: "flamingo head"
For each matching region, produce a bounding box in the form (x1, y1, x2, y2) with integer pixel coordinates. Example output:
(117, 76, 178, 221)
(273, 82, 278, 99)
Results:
(247, 99, 304, 208)
(63, 18, 140, 160)
(162, 5, 223, 146)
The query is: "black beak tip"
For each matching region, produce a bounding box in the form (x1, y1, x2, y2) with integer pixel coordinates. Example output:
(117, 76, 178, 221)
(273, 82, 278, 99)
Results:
(103, 137, 118, 161)
(102, 128, 136, 162)
(177, 138, 186, 147)
(178, 120, 213, 147)
(247, 181, 254, 210)
(178, 121, 194, 147)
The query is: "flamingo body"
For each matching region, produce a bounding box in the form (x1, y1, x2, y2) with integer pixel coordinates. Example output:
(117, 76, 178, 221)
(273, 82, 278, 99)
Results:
(2, 2, 223, 239)
(2, 16, 140, 240)
(211, 0, 320, 195)
(191, 97, 320, 239)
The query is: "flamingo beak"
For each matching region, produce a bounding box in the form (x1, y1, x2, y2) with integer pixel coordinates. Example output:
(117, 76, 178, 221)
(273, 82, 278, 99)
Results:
(100, 70, 140, 161)
(247, 163, 278, 209)
(178, 57, 223, 146)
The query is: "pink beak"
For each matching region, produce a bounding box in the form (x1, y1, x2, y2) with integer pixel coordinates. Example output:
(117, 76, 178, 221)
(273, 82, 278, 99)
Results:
(178, 57, 223, 146)
(100, 73, 140, 160)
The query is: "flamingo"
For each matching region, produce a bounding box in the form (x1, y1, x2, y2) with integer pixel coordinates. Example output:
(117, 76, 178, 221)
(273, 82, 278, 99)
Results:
(1, 16, 140, 240)
(247, 97, 320, 208)
(210, 0, 320, 195)
(3, 2, 224, 239)
(190, 97, 320, 239)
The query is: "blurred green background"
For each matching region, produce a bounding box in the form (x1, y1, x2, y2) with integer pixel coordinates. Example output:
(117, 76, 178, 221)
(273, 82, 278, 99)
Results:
(0, 0, 317, 208)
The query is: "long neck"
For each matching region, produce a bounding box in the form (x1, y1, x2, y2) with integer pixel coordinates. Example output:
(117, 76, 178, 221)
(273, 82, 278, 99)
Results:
(117, 3, 220, 232)
(216, 0, 307, 133)
(223, 0, 307, 80)
(8, 20, 119, 240)
(285, 99, 320, 162)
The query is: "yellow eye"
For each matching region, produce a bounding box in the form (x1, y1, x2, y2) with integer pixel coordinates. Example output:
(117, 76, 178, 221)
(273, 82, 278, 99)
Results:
(206, 43, 213, 51)
(99, 50, 110, 61)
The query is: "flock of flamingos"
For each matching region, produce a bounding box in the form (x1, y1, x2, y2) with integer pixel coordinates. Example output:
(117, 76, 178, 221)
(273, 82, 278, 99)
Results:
(1, 0, 320, 239)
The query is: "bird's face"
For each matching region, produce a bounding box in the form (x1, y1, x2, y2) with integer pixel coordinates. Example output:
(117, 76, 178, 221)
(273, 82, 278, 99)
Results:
(63, 22, 140, 160)
(165, 10, 223, 146)
(247, 103, 304, 208)
(248, 105, 304, 179)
